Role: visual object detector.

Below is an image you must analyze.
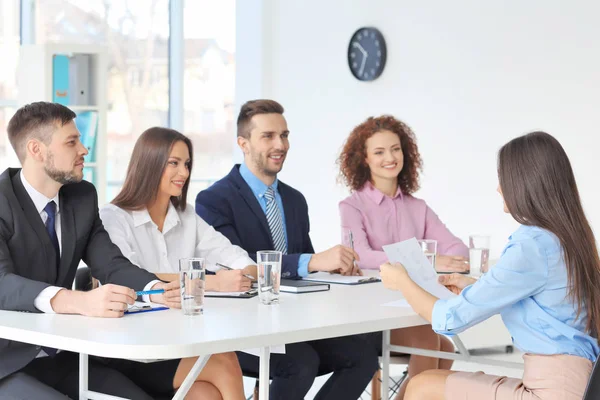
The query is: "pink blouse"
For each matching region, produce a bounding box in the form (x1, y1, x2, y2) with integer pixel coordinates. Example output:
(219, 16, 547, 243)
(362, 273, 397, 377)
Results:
(339, 182, 469, 269)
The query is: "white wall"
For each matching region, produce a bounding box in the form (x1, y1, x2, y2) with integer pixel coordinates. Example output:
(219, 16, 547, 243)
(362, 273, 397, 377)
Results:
(237, 0, 600, 257)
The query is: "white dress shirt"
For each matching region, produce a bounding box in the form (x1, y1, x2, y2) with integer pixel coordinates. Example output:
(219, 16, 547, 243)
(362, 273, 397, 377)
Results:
(100, 203, 255, 274)
(20, 172, 65, 314)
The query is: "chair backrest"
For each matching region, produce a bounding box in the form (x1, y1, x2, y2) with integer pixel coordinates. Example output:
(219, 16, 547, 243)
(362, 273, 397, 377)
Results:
(583, 358, 600, 399)
(74, 266, 93, 291)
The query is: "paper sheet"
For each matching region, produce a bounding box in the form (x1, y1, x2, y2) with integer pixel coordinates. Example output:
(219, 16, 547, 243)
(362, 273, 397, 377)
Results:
(382, 238, 456, 300)
(303, 272, 380, 284)
(204, 290, 255, 297)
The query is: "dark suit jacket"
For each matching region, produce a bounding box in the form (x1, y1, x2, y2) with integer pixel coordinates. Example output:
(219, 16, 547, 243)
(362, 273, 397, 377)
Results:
(0, 168, 157, 380)
(195, 165, 315, 279)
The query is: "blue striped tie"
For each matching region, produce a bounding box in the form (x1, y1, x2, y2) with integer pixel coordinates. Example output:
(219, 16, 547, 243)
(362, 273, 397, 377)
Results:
(265, 187, 287, 254)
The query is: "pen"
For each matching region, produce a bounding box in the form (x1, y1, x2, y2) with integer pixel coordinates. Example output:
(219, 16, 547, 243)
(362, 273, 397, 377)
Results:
(348, 231, 361, 274)
(216, 263, 255, 280)
(135, 289, 165, 296)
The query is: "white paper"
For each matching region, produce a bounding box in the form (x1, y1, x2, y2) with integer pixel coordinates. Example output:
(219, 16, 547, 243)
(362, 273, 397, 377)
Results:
(204, 291, 253, 297)
(382, 299, 411, 308)
(303, 272, 380, 285)
(382, 238, 456, 300)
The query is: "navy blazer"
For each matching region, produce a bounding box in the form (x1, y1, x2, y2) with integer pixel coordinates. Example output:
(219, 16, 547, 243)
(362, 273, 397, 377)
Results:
(195, 165, 314, 279)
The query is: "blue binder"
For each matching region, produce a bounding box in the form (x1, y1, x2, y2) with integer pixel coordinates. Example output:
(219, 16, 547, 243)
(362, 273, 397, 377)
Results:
(75, 111, 98, 162)
(52, 55, 70, 105)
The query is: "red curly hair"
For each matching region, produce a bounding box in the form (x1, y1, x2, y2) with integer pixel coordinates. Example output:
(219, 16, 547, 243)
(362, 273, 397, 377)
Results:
(338, 115, 423, 194)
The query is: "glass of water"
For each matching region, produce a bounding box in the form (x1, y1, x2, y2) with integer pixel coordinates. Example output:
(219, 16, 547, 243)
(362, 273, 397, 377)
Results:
(179, 258, 205, 315)
(418, 239, 438, 270)
(257, 251, 282, 305)
(469, 235, 490, 277)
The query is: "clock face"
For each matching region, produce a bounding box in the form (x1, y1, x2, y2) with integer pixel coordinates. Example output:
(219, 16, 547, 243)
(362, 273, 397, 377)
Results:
(348, 27, 387, 81)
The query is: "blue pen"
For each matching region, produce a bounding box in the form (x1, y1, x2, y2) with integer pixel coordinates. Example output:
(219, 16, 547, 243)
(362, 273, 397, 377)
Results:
(136, 289, 165, 296)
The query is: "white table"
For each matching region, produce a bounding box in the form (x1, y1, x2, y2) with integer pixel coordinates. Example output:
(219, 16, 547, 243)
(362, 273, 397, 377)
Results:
(0, 279, 427, 400)
(0, 275, 523, 400)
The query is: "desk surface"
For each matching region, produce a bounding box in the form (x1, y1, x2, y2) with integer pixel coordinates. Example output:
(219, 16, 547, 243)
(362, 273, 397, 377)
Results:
(0, 273, 425, 360)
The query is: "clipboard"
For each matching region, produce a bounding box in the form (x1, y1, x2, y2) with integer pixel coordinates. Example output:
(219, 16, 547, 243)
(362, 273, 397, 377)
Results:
(124, 302, 169, 314)
(204, 288, 259, 299)
(302, 272, 381, 285)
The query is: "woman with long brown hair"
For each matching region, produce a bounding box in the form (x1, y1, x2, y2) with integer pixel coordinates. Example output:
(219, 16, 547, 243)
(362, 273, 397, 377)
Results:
(100, 127, 254, 400)
(381, 131, 600, 399)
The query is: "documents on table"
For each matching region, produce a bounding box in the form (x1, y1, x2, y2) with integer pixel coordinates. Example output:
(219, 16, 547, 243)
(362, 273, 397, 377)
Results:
(382, 238, 456, 300)
(302, 272, 380, 285)
(204, 289, 258, 298)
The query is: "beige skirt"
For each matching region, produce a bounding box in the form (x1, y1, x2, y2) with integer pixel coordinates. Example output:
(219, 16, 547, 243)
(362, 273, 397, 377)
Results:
(445, 353, 592, 400)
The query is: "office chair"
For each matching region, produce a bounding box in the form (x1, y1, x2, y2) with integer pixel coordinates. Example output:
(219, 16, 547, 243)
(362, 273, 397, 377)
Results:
(583, 358, 600, 399)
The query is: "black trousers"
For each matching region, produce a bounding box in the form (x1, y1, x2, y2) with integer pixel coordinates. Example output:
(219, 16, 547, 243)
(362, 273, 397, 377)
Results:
(237, 333, 379, 400)
(0, 351, 180, 400)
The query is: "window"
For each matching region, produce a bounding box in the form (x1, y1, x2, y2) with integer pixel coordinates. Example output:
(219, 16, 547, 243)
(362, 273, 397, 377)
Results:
(183, 0, 235, 197)
(0, 0, 20, 168)
(36, 0, 170, 202)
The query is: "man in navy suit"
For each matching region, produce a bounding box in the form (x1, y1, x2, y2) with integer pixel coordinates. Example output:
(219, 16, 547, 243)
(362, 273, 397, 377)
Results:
(196, 99, 379, 400)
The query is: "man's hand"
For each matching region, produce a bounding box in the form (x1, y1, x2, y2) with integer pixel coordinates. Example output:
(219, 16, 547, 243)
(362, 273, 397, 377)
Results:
(51, 284, 136, 318)
(215, 270, 252, 292)
(150, 280, 181, 308)
(308, 245, 360, 274)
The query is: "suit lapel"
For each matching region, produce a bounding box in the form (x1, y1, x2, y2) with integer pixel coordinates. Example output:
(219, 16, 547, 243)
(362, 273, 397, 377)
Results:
(11, 172, 58, 283)
(279, 184, 296, 253)
(229, 167, 272, 243)
(57, 193, 75, 286)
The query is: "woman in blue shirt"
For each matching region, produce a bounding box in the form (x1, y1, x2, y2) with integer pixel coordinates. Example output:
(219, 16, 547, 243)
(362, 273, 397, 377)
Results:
(380, 131, 600, 400)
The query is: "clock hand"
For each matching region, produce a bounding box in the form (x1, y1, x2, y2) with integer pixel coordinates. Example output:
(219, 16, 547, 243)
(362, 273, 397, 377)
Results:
(352, 42, 367, 57)
(352, 42, 369, 76)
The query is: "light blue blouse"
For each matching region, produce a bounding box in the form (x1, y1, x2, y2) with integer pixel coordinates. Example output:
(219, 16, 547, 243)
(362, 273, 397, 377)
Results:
(432, 225, 599, 362)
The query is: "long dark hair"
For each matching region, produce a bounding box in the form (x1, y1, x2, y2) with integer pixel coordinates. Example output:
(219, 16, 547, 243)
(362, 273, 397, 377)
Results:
(498, 131, 600, 338)
(112, 127, 193, 211)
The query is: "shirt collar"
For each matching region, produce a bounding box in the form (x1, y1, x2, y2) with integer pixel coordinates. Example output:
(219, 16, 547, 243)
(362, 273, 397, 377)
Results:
(361, 181, 403, 205)
(131, 202, 181, 231)
(239, 162, 279, 199)
(20, 171, 60, 215)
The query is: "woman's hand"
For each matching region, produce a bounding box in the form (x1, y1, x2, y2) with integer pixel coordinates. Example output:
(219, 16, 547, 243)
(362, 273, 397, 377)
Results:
(435, 255, 470, 273)
(437, 273, 477, 295)
(380, 262, 410, 291)
(216, 270, 252, 292)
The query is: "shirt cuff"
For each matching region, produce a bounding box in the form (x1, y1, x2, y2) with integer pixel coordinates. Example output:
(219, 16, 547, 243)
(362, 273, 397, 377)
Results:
(142, 280, 161, 303)
(431, 299, 452, 334)
(230, 256, 255, 271)
(297, 254, 312, 278)
(34, 286, 64, 313)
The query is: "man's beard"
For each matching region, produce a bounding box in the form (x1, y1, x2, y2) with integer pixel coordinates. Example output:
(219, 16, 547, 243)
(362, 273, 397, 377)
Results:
(44, 151, 82, 185)
(253, 152, 284, 177)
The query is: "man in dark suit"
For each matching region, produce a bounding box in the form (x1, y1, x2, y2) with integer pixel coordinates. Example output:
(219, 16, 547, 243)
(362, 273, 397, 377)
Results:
(196, 99, 379, 400)
(0, 102, 223, 399)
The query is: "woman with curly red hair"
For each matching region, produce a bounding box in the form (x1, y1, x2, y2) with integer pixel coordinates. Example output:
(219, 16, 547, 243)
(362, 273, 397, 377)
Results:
(338, 115, 469, 272)
(338, 115, 466, 399)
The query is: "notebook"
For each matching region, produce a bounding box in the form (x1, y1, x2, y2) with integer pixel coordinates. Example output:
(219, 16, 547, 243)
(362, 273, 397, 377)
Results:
(302, 272, 381, 285)
(280, 279, 330, 293)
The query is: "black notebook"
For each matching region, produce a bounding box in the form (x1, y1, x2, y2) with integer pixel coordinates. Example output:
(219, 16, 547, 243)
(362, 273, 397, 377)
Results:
(280, 279, 330, 294)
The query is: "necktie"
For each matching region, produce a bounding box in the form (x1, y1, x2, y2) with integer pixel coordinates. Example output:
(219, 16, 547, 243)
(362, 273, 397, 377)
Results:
(42, 201, 60, 357)
(43, 201, 60, 272)
(264, 187, 287, 254)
